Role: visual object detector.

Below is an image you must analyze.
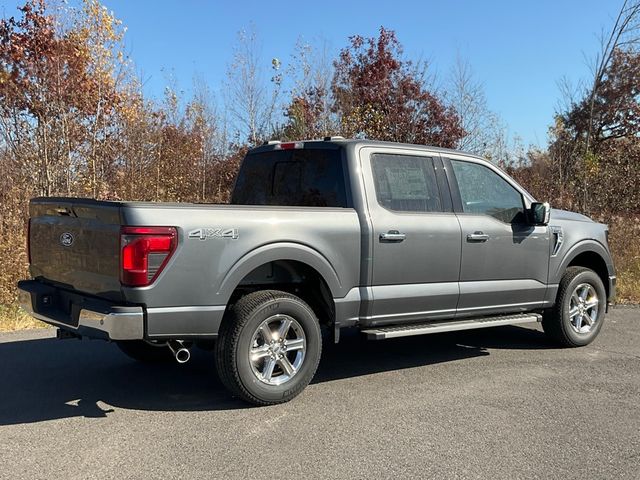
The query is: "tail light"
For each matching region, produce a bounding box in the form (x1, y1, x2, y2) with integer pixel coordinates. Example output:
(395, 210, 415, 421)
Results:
(120, 226, 177, 287)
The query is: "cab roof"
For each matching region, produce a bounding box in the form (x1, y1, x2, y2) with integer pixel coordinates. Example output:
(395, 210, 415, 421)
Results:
(249, 138, 485, 160)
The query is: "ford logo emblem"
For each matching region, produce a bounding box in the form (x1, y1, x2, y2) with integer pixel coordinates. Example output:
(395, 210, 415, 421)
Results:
(60, 232, 74, 247)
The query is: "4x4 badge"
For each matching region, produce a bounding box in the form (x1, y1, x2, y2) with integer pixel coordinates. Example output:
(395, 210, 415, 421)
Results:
(188, 228, 239, 241)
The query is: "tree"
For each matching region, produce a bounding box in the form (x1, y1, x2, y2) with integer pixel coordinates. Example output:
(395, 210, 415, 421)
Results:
(331, 27, 465, 147)
(0, 0, 77, 196)
(546, 1, 640, 213)
(564, 48, 640, 149)
(225, 27, 282, 145)
(0, 0, 130, 197)
(566, 49, 640, 214)
(583, 0, 640, 153)
(281, 38, 338, 140)
(551, 47, 640, 213)
(447, 55, 506, 159)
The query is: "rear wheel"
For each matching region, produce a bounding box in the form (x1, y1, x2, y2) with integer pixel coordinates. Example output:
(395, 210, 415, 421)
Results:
(116, 340, 173, 363)
(215, 290, 322, 406)
(542, 266, 606, 347)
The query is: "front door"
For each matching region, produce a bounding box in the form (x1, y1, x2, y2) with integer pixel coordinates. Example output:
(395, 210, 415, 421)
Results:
(360, 148, 462, 326)
(445, 157, 550, 317)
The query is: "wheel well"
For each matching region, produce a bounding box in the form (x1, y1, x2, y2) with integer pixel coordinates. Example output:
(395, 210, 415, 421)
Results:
(230, 260, 334, 328)
(567, 251, 609, 297)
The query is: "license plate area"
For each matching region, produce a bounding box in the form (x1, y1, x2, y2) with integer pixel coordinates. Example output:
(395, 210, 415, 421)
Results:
(23, 282, 85, 328)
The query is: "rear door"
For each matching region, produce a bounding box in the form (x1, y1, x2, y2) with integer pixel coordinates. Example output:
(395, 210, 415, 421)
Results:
(444, 156, 550, 317)
(360, 147, 461, 326)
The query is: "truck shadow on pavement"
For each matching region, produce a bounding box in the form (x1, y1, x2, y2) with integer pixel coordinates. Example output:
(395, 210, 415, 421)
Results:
(0, 325, 552, 425)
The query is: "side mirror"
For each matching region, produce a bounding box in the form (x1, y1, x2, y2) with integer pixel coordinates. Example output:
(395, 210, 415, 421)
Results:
(530, 202, 551, 226)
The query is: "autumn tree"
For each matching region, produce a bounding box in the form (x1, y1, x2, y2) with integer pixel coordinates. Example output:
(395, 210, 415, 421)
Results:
(331, 27, 465, 147)
(539, 0, 640, 213)
(281, 39, 338, 140)
(225, 27, 282, 145)
(72, 0, 131, 197)
(547, 47, 640, 213)
(582, 0, 640, 153)
(1, 0, 78, 197)
(562, 48, 640, 151)
(0, 0, 132, 198)
(447, 55, 507, 160)
(511, 44, 640, 214)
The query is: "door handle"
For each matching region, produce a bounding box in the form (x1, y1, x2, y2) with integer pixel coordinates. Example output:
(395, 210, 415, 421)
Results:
(466, 231, 489, 242)
(380, 230, 406, 242)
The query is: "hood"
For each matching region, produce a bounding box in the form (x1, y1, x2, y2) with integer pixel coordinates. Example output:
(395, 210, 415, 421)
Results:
(549, 208, 594, 223)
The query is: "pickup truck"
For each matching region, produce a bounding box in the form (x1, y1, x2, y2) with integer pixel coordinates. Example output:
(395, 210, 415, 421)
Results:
(18, 138, 616, 405)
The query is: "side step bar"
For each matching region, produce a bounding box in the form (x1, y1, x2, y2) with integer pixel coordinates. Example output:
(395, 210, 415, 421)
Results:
(361, 313, 542, 340)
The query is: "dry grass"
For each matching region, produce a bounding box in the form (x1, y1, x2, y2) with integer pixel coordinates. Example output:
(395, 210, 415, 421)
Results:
(607, 216, 640, 304)
(0, 304, 49, 332)
(615, 249, 640, 304)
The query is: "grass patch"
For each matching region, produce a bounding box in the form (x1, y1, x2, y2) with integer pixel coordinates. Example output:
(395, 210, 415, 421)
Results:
(0, 303, 50, 332)
(607, 216, 640, 304)
(616, 264, 640, 304)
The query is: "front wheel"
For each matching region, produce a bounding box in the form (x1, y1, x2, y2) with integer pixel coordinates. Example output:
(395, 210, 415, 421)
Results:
(215, 290, 322, 406)
(542, 266, 606, 347)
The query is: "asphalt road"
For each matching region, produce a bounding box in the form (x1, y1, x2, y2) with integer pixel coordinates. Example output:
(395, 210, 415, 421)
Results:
(1, 308, 639, 480)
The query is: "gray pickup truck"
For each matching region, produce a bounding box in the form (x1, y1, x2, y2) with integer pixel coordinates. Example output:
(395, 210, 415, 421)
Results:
(19, 138, 616, 405)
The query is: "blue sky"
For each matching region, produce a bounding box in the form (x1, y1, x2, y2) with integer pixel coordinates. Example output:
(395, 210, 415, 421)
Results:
(0, 0, 622, 147)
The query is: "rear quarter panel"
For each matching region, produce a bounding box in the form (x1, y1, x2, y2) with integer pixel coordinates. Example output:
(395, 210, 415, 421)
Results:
(120, 205, 361, 308)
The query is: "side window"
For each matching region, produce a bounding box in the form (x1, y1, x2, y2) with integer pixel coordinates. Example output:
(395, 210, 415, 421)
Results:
(371, 153, 442, 212)
(450, 159, 524, 223)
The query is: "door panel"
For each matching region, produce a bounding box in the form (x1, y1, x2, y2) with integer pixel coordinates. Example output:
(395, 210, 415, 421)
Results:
(446, 157, 550, 316)
(456, 216, 549, 316)
(360, 148, 462, 326)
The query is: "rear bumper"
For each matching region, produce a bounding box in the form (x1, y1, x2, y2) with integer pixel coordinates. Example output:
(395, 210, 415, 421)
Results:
(18, 280, 143, 340)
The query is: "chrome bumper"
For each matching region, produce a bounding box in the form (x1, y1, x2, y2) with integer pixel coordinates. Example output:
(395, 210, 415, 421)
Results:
(18, 280, 143, 340)
(608, 275, 617, 307)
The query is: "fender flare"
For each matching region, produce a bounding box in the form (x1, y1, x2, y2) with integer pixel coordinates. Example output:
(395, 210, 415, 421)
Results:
(553, 239, 611, 283)
(216, 242, 343, 303)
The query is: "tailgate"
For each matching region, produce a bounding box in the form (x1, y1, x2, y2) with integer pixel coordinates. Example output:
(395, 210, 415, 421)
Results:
(29, 198, 123, 301)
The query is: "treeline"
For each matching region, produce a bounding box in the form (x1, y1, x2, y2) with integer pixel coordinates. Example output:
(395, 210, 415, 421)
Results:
(505, 1, 640, 300)
(0, 0, 639, 306)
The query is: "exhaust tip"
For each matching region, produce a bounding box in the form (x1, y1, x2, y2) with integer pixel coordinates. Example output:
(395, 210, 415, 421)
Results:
(175, 348, 190, 364)
(167, 340, 191, 364)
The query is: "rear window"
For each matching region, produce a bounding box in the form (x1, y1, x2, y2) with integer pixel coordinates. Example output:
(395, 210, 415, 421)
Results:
(231, 149, 348, 207)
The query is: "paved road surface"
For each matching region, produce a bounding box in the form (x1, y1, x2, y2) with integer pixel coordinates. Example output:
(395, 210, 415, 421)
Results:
(1, 308, 639, 479)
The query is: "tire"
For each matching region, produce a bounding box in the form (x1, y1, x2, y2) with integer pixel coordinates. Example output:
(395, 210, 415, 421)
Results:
(116, 340, 173, 363)
(542, 266, 606, 347)
(215, 290, 322, 406)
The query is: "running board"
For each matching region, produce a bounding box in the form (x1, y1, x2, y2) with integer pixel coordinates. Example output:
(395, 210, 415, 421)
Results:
(361, 313, 542, 340)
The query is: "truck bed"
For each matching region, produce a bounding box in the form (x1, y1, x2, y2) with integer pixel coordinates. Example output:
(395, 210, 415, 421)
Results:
(28, 197, 361, 309)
